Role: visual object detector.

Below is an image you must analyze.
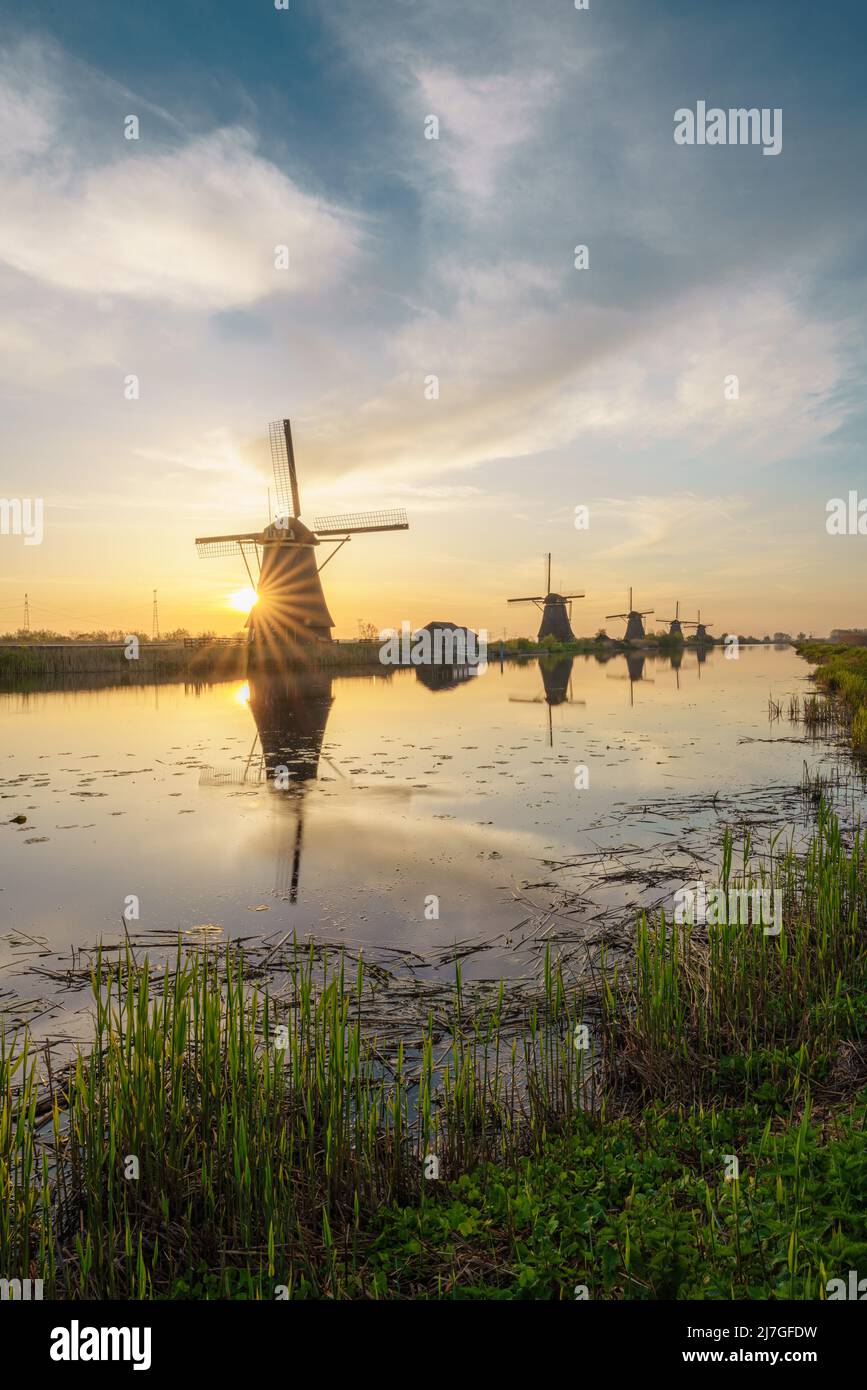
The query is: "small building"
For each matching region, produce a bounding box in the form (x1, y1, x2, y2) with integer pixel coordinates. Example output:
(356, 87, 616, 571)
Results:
(830, 629, 867, 646)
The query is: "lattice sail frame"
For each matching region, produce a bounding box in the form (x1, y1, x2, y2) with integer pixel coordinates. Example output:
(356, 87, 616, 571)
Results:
(195, 535, 262, 561)
(269, 419, 300, 520)
(313, 509, 408, 535)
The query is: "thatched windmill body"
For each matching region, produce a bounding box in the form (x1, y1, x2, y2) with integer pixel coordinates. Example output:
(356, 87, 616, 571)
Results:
(657, 599, 685, 639)
(196, 419, 408, 655)
(685, 609, 713, 642)
(508, 554, 584, 642)
(606, 587, 653, 642)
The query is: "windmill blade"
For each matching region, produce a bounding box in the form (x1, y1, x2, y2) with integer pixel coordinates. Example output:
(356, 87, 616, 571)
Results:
(560, 592, 586, 599)
(269, 418, 301, 519)
(605, 612, 628, 620)
(508, 595, 544, 604)
(314, 508, 408, 535)
(196, 533, 263, 558)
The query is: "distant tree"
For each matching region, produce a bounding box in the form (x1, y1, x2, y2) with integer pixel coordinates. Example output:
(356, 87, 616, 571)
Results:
(357, 620, 379, 642)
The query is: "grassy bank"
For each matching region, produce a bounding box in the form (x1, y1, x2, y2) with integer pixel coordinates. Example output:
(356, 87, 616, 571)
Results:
(0, 640, 390, 688)
(2, 808, 866, 1299)
(797, 641, 867, 750)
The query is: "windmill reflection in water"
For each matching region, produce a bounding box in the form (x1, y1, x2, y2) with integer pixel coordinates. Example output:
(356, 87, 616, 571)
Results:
(198, 671, 337, 903)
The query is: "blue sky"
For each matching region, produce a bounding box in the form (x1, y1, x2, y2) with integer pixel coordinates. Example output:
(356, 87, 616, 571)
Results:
(0, 0, 864, 636)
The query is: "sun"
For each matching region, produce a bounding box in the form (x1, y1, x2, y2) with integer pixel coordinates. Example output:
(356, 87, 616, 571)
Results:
(227, 586, 258, 614)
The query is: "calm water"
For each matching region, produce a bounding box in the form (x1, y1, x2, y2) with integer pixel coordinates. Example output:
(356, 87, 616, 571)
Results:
(0, 646, 859, 1037)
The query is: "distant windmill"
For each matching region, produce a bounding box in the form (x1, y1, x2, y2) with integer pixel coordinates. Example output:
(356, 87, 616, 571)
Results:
(507, 553, 584, 642)
(606, 587, 653, 642)
(657, 599, 685, 639)
(684, 609, 714, 642)
(196, 419, 408, 655)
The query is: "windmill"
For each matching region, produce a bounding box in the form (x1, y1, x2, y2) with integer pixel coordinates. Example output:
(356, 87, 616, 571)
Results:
(195, 419, 408, 656)
(684, 609, 713, 643)
(507, 553, 584, 642)
(606, 587, 653, 642)
(657, 599, 685, 639)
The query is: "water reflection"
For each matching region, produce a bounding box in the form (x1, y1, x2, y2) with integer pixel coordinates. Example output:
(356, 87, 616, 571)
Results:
(605, 650, 655, 705)
(414, 663, 479, 692)
(199, 672, 338, 902)
(0, 646, 849, 989)
(510, 656, 585, 745)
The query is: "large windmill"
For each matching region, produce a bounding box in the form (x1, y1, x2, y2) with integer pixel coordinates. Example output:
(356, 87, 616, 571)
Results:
(657, 599, 685, 639)
(196, 419, 408, 653)
(507, 554, 584, 642)
(606, 587, 653, 642)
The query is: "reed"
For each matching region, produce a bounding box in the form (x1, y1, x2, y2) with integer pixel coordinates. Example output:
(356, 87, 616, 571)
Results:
(2, 806, 864, 1299)
(0, 939, 589, 1297)
(796, 642, 867, 750)
(603, 802, 866, 1105)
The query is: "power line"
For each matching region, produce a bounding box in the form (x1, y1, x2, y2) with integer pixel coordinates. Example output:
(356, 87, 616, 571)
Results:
(23, 592, 29, 634)
(152, 589, 160, 641)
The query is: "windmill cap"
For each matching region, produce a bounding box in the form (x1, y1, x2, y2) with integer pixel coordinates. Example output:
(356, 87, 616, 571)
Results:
(265, 518, 316, 542)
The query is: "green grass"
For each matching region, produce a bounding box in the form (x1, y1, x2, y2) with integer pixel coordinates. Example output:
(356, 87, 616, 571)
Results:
(2, 804, 866, 1299)
(365, 1098, 867, 1299)
(797, 642, 867, 751)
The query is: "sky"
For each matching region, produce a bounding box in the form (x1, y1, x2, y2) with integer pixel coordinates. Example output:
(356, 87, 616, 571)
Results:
(0, 0, 865, 639)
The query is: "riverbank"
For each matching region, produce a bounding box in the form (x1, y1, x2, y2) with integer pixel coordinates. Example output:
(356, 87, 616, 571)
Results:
(0, 638, 387, 686)
(796, 641, 867, 751)
(3, 800, 865, 1299)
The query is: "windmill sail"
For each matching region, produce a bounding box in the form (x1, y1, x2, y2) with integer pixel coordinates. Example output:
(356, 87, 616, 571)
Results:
(196, 532, 264, 558)
(314, 509, 408, 535)
(269, 419, 301, 520)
